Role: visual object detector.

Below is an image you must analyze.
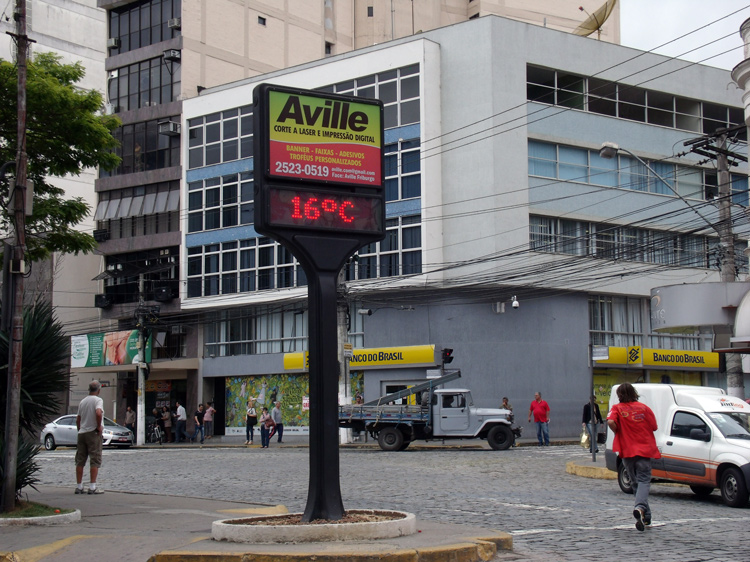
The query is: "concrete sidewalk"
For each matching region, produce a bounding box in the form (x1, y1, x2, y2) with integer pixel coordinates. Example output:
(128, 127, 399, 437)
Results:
(0, 486, 514, 562)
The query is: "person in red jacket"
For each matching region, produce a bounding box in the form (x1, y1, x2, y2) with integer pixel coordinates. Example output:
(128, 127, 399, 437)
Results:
(607, 383, 661, 532)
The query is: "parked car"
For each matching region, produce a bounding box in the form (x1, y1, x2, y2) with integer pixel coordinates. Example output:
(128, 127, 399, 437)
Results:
(40, 415, 134, 450)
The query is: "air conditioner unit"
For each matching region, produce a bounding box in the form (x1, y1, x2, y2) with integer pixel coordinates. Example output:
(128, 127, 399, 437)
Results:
(153, 286, 174, 302)
(167, 17, 181, 29)
(108, 69, 118, 80)
(104, 103, 117, 115)
(107, 37, 120, 49)
(94, 294, 112, 309)
(158, 121, 181, 136)
(163, 49, 181, 62)
(93, 228, 110, 242)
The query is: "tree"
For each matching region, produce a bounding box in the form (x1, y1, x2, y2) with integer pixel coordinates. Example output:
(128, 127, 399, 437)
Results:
(0, 52, 121, 262)
(0, 300, 70, 504)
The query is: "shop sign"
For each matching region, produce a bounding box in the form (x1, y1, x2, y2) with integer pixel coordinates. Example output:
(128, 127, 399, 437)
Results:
(302, 396, 310, 410)
(284, 344, 437, 371)
(593, 346, 718, 371)
(70, 330, 152, 368)
(145, 380, 172, 392)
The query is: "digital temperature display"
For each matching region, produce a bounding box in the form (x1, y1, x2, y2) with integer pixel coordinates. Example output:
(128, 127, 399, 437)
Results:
(268, 187, 383, 234)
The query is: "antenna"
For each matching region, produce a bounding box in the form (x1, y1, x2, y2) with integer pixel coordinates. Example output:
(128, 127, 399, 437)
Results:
(574, 0, 617, 40)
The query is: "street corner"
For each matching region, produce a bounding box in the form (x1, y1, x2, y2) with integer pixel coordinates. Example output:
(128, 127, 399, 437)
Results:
(565, 459, 616, 480)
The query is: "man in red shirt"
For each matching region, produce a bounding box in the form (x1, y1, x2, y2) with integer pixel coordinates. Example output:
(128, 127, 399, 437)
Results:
(607, 383, 661, 532)
(528, 392, 550, 446)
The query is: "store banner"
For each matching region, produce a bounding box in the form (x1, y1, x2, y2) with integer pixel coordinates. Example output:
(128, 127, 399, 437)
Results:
(284, 345, 437, 371)
(71, 330, 152, 368)
(593, 346, 718, 371)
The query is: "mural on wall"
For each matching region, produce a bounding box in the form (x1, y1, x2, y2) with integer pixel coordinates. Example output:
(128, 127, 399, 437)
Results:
(226, 371, 366, 429)
(350, 371, 363, 402)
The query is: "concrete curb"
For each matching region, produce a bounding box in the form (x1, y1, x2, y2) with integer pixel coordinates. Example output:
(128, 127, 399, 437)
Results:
(212, 510, 416, 543)
(148, 531, 512, 562)
(565, 460, 616, 480)
(0, 508, 81, 526)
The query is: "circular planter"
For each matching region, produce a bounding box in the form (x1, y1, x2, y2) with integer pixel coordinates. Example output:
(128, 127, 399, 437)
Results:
(0, 509, 81, 526)
(213, 509, 416, 544)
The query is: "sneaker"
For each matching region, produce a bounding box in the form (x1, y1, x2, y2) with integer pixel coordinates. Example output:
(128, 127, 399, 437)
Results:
(74, 487, 84, 494)
(643, 515, 651, 526)
(88, 488, 104, 495)
(633, 507, 645, 531)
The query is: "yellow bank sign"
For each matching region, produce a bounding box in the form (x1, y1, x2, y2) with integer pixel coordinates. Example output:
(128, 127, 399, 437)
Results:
(594, 346, 718, 371)
(284, 345, 437, 371)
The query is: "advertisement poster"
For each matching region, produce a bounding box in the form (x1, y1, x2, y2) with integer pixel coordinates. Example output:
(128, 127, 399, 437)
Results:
(70, 330, 152, 368)
(225, 371, 365, 432)
(267, 89, 382, 187)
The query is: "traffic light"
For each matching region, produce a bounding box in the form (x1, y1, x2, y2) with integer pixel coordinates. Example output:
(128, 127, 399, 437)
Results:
(442, 348, 454, 364)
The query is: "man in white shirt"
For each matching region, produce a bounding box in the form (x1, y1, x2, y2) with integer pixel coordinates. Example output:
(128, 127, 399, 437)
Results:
(175, 401, 187, 443)
(75, 380, 104, 494)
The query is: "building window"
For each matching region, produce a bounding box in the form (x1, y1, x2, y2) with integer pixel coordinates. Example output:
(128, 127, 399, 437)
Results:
(108, 0, 182, 56)
(324, 63, 420, 129)
(107, 56, 181, 113)
(258, 16, 266, 26)
(187, 173, 253, 233)
(529, 215, 747, 272)
(345, 215, 422, 280)
(188, 106, 253, 169)
(102, 246, 179, 305)
(187, 238, 307, 299)
(528, 140, 746, 205)
(385, 138, 421, 201)
(100, 118, 181, 177)
(367, 6, 373, 17)
(95, 182, 179, 239)
(325, 42, 332, 56)
(527, 65, 744, 136)
(204, 307, 308, 357)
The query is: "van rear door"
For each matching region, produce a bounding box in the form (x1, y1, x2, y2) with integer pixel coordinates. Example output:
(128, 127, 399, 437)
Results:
(662, 410, 714, 485)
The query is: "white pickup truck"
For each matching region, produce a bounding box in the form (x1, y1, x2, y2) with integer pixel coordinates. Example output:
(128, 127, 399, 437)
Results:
(605, 383, 750, 507)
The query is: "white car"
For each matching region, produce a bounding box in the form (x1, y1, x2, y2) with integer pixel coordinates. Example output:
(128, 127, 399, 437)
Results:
(40, 415, 134, 450)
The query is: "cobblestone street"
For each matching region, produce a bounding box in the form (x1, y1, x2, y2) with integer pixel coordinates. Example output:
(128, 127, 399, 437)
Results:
(35, 444, 750, 561)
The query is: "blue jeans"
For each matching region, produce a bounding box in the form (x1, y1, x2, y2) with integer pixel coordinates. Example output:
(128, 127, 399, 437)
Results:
(586, 423, 600, 452)
(623, 456, 652, 520)
(191, 424, 204, 444)
(260, 426, 270, 447)
(246, 423, 255, 443)
(276, 423, 284, 442)
(535, 421, 549, 445)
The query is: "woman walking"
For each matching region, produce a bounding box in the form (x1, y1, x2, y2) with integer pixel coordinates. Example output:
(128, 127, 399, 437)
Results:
(161, 406, 173, 443)
(245, 399, 257, 445)
(259, 407, 275, 448)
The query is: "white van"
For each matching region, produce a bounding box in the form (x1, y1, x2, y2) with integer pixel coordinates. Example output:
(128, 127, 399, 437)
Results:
(605, 384, 750, 507)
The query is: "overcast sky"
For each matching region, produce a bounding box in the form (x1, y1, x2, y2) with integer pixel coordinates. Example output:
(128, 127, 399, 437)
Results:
(619, 0, 750, 71)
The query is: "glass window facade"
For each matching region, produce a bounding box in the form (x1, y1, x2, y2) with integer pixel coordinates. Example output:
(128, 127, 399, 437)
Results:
(108, 0, 182, 56)
(96, 182, 180, 240)
(100, 118, 180, 177)
(107, 56, 181, 113)
(187, 106, 254, 169)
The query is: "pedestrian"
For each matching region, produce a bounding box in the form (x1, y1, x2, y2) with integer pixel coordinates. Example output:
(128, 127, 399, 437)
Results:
(607, 382, 660, 532)
(245, 399, 257, 445)
(259, 407, 275, 448)
(191, 404, 205, 444)
(74, 380, 105, 494)
(501, 397, 513, 411)
(175, 401, 187, 443)
(124, 406, 135, 435)
(582, 395, 603, 453)
(271, 400, 284, 443)
(528, 391, 550, 446)
(204, 401, 216, 439)
(161, 406, 173, 443)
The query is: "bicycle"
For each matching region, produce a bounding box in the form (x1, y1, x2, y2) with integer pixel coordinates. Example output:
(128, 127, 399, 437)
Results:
(147, 422, 163, 445)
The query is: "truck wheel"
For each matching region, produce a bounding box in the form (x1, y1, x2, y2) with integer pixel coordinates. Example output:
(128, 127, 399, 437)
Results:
(689, 485, 714, 498)
(399, 440, 411, 451)
(487, 425, 513, 450)
(720, 467, 749, 507)
(617, 463, 634, 494)
(378, 427, 404, 451)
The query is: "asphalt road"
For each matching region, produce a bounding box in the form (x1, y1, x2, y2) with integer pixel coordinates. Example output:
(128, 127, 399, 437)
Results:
(32, 444, 750, 562)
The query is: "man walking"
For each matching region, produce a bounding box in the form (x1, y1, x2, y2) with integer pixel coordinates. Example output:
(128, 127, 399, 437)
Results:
(191, 404, 205, 444)
(582, 395, 603, 453)
(607, 383, 660, 531)
(124, 405, 135, 435)
(75, 380, 105, 494)
(528, 391, 550, 446)
(272, 401, 284, 443)
(175, 401, 187, 443)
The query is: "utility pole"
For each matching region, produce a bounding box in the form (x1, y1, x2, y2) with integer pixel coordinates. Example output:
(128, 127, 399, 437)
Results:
(685, 126, 747, 398)
(2, 0, 29, 513)
(136, 275, 146, 446)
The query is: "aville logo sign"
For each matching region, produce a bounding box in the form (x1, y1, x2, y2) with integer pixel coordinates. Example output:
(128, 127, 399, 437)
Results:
(276, 95, 370, 133)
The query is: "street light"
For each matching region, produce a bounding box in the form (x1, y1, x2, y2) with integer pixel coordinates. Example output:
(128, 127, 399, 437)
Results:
(599, 142, 720, 237)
